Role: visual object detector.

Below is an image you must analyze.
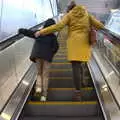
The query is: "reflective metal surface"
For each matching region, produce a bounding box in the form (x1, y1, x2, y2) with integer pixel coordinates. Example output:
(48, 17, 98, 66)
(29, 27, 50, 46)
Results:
(0, 37, 34, 112)
(88, 51, 120, 120)
(96, 31, 120, 74)
(0, 64, 37, 120)
(93, 50, 120, 106)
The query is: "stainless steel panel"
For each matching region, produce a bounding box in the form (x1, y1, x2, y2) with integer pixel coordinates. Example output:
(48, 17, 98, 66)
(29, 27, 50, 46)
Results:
(0, 37, 34, 112)
(0, 64, 37, 120)
(88, 56, 120, 120)
(0, 44, 17, 111)
(13, 37, 34, 82)
(93, 49, 120, 106)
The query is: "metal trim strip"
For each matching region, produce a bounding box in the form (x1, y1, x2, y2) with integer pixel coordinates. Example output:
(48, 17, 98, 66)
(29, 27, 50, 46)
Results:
(0, 64, 37, 120)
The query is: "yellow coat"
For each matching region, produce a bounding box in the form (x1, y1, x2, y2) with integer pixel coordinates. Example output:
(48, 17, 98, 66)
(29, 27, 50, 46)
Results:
(40, 6, 104, 62)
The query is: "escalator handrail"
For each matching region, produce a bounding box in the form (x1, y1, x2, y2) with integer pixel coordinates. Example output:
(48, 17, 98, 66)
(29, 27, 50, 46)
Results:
(99, 29, 120, 44)
(0, 15, 59, 51)
(0, 22, 45, 51)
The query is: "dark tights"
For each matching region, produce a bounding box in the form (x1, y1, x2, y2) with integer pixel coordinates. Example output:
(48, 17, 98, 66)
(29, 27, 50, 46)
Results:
(71, 61, 85, 90)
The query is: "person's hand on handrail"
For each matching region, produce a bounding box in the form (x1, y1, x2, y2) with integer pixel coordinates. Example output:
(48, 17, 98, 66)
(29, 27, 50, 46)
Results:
(34, 31, 41, 38)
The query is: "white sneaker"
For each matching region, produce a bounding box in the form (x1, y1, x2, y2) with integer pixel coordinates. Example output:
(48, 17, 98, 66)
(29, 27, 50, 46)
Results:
(36, 87, 42, 93)
(40, 96, 46, 102)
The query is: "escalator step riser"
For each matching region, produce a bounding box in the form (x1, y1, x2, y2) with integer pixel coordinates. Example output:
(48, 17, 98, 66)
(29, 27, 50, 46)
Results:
(23, 116, 103, 120)
(25, 103, 99, 116)
(47, 89, 96, 101)
(53, 59, 68, 63)
(51, 64, 71, 69)
(49, 71, 72, 77)
(49, 79, 93, 88)
(49, 79, 74, 88)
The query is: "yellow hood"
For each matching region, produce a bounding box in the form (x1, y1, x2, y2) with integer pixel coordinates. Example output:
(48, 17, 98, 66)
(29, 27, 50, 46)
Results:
(70, 5, 87, 17)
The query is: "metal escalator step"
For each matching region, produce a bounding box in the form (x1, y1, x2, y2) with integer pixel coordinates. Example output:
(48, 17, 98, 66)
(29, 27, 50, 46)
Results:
(47, 88, 96, 101)
(49, 77, 93, 88)
(49, 70, 72, 77)
(23, 116, 103, 120)
(51, 63, 71, 69)
(24, 101, 99, 117)
(49, 77, 74, 88)
(53, 59, 68, 63)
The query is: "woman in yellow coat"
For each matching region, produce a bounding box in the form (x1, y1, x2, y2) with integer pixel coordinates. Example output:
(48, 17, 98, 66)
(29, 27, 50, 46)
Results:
(35, 3, 104, 101)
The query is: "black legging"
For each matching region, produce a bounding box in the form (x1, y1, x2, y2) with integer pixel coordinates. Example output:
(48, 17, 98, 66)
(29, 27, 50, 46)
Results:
(71, 61, 85, 90)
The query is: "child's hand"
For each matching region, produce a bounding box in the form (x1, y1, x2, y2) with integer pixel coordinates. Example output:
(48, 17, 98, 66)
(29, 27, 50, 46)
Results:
(34, 31, 41, 38)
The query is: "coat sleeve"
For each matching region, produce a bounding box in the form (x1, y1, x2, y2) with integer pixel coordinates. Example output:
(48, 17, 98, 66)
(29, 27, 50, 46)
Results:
(18, 28, 36, 38)
(39, 14, 69, 35)
(89, 15, 104, 30)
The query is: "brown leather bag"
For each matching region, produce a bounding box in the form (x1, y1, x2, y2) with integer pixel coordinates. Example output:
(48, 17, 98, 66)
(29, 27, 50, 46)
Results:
(89, 27, 97, 45)
(89, 15, 97, 45)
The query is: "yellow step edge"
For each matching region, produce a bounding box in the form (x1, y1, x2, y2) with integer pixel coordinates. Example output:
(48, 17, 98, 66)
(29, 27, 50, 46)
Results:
(50, 77, 72, 80)
(28, 101, 97, 105)
(48, 87, 93, 91)
(50, 69, 72, 72)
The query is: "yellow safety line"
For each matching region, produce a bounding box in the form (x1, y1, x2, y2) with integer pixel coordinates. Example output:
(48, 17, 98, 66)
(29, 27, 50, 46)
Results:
(28, 101, 97, 105)
(48, 87, 93, 91)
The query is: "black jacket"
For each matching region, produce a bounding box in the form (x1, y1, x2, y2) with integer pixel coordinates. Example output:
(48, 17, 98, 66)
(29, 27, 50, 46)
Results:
(18, 19, 59, 62)
(30, 34, 58, 62)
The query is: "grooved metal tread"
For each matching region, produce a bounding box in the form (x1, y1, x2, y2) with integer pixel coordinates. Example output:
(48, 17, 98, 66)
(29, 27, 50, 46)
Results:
(24, 101, 99, 117)
(23, 116, 103, 120)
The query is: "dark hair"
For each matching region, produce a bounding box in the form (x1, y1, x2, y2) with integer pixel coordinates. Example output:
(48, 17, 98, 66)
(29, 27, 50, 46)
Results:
(67, 1, 76, 13)
(44, 19, 56, 28)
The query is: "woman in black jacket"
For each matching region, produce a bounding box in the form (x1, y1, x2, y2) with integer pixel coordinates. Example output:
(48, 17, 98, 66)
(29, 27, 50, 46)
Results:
(19, 19, 59, 101)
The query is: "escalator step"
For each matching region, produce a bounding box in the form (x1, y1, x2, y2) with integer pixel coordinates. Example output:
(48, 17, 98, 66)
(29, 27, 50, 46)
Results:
(49, 77, 93, 88)
(51, 63, 71, 69)
(23, 116, 103, 120)
(49, 69, 72, 77)
(49, 77, 74, 88)
(47, 88, 96, 101)
(53, 59, 68, 63)
(24, 101, 99, 117)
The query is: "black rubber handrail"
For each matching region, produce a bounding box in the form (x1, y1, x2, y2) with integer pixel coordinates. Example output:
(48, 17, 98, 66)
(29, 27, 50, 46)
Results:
(0, 21, 45, 51)
(99, 29, 120, 45)
(0, 14, 59, 51)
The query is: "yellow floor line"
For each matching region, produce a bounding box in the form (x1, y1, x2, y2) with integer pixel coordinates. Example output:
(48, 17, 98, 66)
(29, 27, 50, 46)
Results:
(48, 87, 93, 91)
(28, 101, 97, 105)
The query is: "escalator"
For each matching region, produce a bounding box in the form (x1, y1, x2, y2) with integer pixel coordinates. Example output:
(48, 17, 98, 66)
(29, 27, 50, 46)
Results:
(19, 30, 104, 120)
